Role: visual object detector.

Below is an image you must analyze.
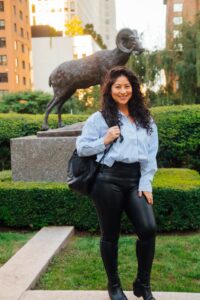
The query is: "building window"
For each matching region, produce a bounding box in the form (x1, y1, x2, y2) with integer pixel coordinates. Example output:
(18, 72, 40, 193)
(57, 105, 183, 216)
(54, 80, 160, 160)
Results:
(15, 58, 18, 67)
(174, 43, 183, 51)
(22, 60, 25, 69)
(20, 28, 24, 37)
(173, 30, 181, 38)
(70, 1, 75, 11)
(23, 77, 26, 85)
(21, 43, 25, 52)
(33, 16, 36, 25)
(16, 74, 19, 84)
(175, 80, 179, 90)
(32, 4, 35, 13)
(14, 41, 17, 50)
(27, 32, 29, 39)
(0, 37, 6, 47)
(73, 54, 78, 60)
(20, 10, 23, 20)
(0, 1, 4, 12)
(0, 73, 8, 82)
(0, 20, 5, 30)
(173, 3, 183, 12)
(0, 55, 7, 65)
(177, 43, 183, 51)
(14, 23, 17, 32)
(173, 17, 183, 25)
(105, 19, 110, 25)
(13, 5, 16, 15)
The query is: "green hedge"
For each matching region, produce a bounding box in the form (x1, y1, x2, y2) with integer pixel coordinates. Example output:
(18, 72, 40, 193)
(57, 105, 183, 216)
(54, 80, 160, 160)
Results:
(0, 105, 200, 171)
(153, 105, 200, 172)
(0, 169, 199, 232)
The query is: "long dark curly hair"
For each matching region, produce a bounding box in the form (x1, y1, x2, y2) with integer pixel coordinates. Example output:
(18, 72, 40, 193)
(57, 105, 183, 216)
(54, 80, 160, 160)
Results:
(101, 66, 153, 134)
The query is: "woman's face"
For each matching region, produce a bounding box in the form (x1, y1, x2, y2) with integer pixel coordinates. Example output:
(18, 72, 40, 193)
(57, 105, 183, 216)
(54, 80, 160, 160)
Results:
(111, 75, 132, 108)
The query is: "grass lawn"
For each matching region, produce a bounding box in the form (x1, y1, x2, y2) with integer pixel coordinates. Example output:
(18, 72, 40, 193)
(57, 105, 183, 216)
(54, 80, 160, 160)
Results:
(0, 231, 35, 267)
(34, 233, 200, 292)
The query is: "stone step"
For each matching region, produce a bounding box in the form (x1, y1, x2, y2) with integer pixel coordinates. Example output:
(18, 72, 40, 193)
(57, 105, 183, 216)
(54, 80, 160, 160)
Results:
(0, 226, 74, 300)
(20, 290, 200, 300)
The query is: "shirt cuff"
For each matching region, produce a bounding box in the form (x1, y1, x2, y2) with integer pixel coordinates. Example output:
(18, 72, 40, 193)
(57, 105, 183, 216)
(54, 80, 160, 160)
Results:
(138, 178, 152, 192)
(92, 136, 106, 152)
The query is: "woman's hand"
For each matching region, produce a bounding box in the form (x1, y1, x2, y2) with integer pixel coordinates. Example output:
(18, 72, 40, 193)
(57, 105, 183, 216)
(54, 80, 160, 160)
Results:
(138, 191, 153, 205)
(103, 126, 121, 145)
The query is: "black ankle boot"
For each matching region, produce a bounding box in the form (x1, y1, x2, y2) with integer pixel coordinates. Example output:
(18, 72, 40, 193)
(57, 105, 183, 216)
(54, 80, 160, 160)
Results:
(134, 238, 156, 300)
(108, 283, 128, 300)
(133, 278, 155, 300)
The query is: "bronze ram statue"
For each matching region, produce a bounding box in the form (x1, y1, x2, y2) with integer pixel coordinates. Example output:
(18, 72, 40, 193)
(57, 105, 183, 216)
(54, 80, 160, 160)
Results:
(42, 28, 144, 130)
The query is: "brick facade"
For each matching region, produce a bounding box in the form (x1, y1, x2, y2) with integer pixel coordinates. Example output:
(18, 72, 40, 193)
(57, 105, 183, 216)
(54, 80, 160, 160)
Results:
(0, 0, 32, 93)
(164, 0, 200, 48)
(164, 0, 200, 91)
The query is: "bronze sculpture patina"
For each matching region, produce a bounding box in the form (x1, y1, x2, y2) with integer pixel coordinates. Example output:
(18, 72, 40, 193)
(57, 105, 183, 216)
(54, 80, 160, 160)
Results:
(42, 28, 144, 130)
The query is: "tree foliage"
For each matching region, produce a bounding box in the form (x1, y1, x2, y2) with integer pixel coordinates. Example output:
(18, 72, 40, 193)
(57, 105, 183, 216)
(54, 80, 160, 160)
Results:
(65, 16, 84, 37)
(84, 24, 107, 49)
(128, 14, 200, 105)
(62, 85, 101, 114)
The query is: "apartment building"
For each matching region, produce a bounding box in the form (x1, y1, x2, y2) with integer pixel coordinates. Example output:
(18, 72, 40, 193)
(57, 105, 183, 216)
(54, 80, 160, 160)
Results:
(77, 0, 117, 49)
(29, 0, 117, 49)
(164, 0, 200, 48)
(0, 0, 32, 93)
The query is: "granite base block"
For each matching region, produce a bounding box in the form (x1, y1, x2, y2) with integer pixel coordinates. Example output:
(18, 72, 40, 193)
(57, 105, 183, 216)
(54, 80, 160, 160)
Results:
(11, 135, 76, 182)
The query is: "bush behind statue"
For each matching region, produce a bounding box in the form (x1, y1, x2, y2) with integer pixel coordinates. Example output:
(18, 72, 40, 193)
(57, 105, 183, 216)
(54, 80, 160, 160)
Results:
(0, 88, 100, 115)
(0, 105, 199, 172)
(0, 91, 52, 114)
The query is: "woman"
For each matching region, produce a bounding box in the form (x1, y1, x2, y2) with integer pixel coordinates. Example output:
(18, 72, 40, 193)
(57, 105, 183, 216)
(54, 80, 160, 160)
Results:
(76, 66, 158, 300)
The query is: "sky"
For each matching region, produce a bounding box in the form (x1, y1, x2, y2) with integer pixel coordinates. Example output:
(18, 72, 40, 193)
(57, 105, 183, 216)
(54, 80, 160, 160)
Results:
(115, 0, 166, 51)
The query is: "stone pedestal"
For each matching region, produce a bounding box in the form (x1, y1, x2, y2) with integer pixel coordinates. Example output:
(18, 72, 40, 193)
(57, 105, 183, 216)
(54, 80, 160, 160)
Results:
(10, 123, 85, 182)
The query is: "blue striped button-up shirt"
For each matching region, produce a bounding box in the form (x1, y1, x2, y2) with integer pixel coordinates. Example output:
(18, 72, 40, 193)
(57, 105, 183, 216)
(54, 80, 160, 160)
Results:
(76, 111, 159, 192)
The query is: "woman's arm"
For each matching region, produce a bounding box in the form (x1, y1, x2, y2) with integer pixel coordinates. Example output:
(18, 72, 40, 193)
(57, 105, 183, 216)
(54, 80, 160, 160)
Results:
(76, 114, 106, 157)
(138, 122, 159, 193)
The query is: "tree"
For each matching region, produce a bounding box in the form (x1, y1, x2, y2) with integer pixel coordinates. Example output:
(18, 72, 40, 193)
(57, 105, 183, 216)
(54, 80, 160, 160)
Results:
(84, 24, 107, 49)
(128, 14, 200, 105)
(156, 14, 200, 104)
(65, 16, 84, 37)
(62, 85, 101, 114)
(127, 51, 159, 87)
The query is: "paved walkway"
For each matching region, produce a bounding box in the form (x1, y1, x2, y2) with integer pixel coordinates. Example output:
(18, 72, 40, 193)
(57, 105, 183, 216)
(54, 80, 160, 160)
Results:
(0, 226, 199, 300)
(20, 290, 200, 300)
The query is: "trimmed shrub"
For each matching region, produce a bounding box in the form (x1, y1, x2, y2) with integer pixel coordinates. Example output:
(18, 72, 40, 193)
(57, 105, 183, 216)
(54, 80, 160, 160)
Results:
(0, 169, 199, 232)
(153, 105, 200, 171)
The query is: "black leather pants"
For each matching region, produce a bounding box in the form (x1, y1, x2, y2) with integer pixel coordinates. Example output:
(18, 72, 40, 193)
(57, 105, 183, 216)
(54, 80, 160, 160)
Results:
(91, 161, 157, 286)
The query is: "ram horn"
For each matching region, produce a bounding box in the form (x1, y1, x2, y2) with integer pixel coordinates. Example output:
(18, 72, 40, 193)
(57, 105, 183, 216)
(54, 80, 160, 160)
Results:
(116, 28, 144, 54)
